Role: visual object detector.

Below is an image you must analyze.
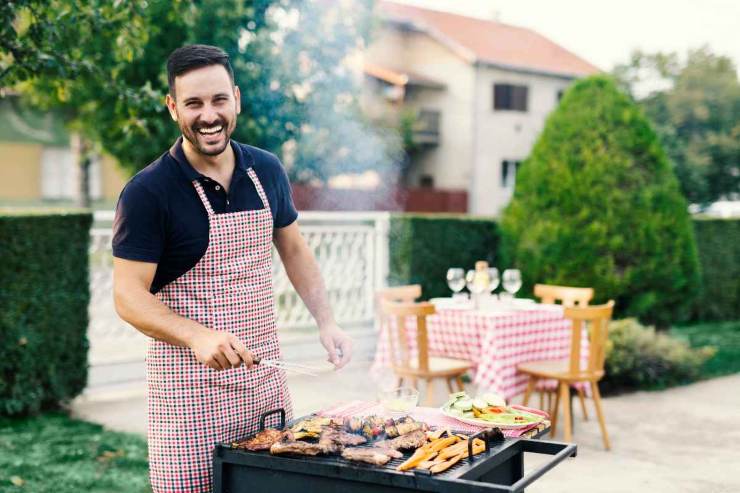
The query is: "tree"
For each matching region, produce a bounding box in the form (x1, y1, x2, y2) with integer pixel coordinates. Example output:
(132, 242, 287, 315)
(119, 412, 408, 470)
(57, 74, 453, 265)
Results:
(613, 47, 740, 205)
(500, 75, 700, 328)
(3, 0, 397, 187)
(2, 0, 152, 207)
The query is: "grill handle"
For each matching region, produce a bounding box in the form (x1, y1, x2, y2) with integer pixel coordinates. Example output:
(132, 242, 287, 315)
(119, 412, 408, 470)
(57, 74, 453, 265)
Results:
(259, 408, 286, 431)
(468, 427, 504, 460)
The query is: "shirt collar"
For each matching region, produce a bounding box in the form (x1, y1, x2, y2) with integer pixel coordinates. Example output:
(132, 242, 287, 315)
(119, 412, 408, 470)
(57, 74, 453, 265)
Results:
(169, 136, 253, 182)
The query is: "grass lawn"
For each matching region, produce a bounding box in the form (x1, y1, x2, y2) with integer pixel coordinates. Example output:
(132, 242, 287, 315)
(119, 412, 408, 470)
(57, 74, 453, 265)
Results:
(0, 412, 149, 493)
(671, 320, 740, 378)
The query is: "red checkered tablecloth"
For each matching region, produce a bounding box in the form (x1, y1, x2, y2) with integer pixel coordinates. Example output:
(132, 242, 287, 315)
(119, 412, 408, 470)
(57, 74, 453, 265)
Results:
(371, 305, 581, 399)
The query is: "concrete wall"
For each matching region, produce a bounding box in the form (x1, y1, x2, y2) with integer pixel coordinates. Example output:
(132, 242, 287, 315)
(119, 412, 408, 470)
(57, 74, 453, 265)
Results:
(471, 66, 574, 215)
(0, 142, 43, 199)
(363, 26, 474, 191)
(100, 154, 128, 202)
(0, 142, 128, 202)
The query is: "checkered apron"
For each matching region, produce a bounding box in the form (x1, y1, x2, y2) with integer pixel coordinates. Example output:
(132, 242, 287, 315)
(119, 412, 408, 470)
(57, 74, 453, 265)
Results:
(146, 168, 293, 492)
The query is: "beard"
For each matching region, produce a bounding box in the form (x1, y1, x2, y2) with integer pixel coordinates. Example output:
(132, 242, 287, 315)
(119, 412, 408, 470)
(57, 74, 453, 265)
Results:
(179, 113, 236, 157)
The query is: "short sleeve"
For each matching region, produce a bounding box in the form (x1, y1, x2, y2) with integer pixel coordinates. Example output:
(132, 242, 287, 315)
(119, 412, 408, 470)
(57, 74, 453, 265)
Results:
(271, 156, 298, 228)
(112, 180, 165, 263)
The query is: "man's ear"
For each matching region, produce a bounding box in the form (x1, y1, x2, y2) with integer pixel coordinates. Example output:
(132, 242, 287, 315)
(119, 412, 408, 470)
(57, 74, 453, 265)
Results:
(165, 94, 178, 122)
(234, 86, 241, 115)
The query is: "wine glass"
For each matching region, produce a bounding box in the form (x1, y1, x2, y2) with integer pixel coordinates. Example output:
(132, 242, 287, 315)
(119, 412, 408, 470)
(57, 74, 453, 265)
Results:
(466, 269, 487, 295)
(446, 268, 465, 297)
(502, 269, 522, 298)
(487, 268, 500, 294)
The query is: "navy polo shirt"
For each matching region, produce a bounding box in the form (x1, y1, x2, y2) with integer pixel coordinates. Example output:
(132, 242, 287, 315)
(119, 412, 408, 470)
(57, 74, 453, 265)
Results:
(112, 137, 298, 294)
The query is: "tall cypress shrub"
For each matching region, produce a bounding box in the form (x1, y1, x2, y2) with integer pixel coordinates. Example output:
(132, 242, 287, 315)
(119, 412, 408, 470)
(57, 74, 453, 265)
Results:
(501, 75, 700, 327)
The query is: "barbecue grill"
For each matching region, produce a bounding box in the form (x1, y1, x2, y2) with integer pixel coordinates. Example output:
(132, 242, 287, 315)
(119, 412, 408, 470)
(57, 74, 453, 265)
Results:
(213, 409, 576, 493)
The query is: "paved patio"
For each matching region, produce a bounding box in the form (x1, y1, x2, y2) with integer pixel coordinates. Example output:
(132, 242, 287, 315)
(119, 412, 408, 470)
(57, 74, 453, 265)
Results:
(71, 357, 740, 493)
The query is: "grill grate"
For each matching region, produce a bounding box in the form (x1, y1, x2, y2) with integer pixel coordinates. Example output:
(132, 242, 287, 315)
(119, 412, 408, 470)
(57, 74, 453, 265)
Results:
(213, 409, 576, 493)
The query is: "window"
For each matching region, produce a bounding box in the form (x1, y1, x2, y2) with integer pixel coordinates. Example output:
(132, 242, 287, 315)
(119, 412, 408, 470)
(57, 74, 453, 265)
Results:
(41, 147, 102, 200)
(493, 84, 528, 111)
(501, 160, 522, 188)
(419, 175, 434, 188)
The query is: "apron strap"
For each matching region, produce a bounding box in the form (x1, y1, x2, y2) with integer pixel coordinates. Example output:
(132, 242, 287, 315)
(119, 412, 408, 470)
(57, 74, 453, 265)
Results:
(192, 180, 216, 217)
(246, 167, 272, 213)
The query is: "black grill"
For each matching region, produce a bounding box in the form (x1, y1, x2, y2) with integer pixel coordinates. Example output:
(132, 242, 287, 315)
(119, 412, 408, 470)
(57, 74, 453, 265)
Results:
(213, 409, 576, 493)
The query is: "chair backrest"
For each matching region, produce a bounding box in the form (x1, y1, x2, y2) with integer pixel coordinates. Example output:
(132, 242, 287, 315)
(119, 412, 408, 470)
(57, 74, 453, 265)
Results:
(375, 285, 422, 338)
(534, 283, 594, 307)
(377, 284, 422, 303)
(563, 300, 615, 375)
(379, 300, 436, 372)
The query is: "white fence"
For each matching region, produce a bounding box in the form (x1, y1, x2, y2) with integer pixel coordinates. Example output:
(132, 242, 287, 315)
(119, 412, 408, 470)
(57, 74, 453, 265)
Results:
(88, 211, 389, 376)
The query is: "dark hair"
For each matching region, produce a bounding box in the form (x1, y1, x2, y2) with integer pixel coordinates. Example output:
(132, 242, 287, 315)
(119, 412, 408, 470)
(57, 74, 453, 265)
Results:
(166, 44, 235, 97)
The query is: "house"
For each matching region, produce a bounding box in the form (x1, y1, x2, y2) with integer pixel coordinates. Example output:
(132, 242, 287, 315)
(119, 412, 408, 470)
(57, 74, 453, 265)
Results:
(0, 96, 127, 205)
(361, 1, 600, 215)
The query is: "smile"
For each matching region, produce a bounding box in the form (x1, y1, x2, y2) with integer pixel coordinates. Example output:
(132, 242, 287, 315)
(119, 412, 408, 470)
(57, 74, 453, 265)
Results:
(198, 125, 223, 136)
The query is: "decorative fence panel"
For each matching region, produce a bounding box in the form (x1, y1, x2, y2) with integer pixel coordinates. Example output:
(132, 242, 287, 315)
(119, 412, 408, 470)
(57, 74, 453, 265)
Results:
(87, 211, 389, 380)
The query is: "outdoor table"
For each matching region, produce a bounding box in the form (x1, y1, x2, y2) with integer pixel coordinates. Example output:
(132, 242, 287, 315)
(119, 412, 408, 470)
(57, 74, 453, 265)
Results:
(371, 301, 574, 400)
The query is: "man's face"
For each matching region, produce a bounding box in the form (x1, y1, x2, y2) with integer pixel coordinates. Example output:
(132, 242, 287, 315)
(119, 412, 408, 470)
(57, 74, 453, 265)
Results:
(166, 64, 241, 157)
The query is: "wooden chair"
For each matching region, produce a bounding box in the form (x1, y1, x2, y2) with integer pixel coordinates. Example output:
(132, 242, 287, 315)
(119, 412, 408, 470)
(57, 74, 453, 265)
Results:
(534, 283, 594, 307)
(533, 283, 595, 418)
(377, 284, 422, 303)
(517, 301, 615, 450)
(379, 300, 473, 406)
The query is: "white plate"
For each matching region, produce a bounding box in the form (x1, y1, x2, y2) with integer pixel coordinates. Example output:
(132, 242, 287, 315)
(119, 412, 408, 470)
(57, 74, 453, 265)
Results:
(440, 406, 544, 430)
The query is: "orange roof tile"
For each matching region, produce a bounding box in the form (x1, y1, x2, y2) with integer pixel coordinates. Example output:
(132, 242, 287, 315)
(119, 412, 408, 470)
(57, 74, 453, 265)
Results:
(379, 1, 600, 77)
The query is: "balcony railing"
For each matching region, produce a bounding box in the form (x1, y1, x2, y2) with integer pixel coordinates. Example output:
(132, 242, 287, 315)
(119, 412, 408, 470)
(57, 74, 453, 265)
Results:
(412, 109, 441, 145)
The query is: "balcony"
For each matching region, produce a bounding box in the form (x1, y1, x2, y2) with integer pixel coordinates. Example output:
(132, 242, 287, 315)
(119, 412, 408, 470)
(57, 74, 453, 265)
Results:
(412, 109, 441, 146)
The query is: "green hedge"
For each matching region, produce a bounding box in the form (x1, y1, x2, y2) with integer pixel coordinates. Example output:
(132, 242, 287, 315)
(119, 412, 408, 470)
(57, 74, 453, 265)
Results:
(388, 214, 500, 298)
(602, 318, 715, 394)
(692, 218, 740, 321)
(0, 212, 92, 416)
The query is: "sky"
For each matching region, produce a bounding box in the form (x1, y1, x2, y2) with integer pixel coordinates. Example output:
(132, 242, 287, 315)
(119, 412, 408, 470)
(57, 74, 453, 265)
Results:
(393, 0, 740, 73)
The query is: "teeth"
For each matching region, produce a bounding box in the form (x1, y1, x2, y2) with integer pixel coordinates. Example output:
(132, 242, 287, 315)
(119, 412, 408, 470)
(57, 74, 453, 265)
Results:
(198, 126, 223, 135)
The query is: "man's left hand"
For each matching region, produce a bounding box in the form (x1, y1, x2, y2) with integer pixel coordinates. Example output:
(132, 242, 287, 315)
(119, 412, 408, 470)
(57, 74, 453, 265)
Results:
(319, 324, 353, 369)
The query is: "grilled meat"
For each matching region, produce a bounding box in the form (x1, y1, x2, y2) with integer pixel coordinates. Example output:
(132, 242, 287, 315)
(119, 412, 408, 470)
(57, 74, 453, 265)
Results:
(341, 447, 402, 465)
(375, 430, 427, 451)
(318, 425, 369, 454)
(384, 418, 429, 438)
(232, 429, 292, 451)
(318, 426, 343, 454)
(338, 430, 368, 446)
(270, 440, 325, 456)
(344, 416, 428, 440)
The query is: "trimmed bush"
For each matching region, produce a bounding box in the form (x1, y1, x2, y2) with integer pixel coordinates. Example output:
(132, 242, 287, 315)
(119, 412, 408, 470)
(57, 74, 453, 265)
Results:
(602, 318, 715, 394)
(501, 75, 700, 327)
(389, 214, 500, 298)
(0, 212, 92, 416)
(692, 218, 740, 321)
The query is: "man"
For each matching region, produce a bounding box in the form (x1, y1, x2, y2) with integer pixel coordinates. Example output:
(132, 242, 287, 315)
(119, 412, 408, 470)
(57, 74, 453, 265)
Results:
(112, 44, 352, 493)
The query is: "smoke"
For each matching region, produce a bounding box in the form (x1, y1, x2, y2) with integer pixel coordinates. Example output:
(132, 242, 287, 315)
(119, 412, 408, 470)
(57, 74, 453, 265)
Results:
(266, 0, 406, 209)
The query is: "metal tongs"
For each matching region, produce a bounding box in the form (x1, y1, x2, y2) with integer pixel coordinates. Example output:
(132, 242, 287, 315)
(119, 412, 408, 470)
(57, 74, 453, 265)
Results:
(252, 356, 321, 377)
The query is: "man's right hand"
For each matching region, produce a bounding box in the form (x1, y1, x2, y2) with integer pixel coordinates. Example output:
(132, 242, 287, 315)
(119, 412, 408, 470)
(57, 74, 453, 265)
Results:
(187, 328, 254, 371)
